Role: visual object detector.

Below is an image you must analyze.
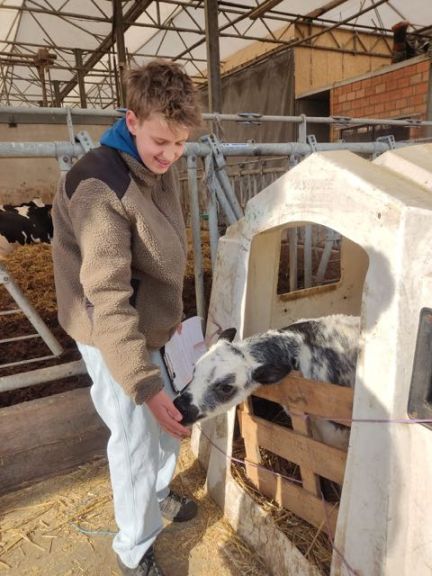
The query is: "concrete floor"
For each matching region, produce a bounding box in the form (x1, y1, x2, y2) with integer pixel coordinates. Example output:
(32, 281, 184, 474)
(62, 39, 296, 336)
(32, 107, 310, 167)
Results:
(0, 439, 268, 576)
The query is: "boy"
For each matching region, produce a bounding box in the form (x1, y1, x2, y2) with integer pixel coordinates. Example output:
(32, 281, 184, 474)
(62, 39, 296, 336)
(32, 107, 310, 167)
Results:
(52, 60, 202, 575)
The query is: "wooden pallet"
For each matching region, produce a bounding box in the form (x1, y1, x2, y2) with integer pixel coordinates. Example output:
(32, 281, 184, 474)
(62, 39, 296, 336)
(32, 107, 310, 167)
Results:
(239, 372, 353, 535)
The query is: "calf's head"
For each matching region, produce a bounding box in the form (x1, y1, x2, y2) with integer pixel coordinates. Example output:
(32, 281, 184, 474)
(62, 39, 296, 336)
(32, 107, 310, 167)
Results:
(174, 327, 295, 425)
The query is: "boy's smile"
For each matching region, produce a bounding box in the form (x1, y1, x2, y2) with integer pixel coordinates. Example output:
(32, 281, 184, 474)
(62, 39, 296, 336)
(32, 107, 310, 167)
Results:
(126, 110, 189, 174)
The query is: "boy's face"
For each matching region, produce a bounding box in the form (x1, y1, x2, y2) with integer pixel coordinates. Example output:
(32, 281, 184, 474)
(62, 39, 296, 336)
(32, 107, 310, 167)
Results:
(126, 111, 189, 174)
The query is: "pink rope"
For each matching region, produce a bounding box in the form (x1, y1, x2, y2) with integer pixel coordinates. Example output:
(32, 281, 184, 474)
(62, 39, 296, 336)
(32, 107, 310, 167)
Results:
(198, 424, 303, 485)
(285, 409, 432, 425)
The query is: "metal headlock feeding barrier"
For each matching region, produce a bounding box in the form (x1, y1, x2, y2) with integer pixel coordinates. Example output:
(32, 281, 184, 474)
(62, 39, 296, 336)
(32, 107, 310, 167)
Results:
(0, 105, 431, 394)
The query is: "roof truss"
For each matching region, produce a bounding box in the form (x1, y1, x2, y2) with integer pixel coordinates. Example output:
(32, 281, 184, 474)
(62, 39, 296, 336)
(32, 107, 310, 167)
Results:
(0, 0, 429, 107)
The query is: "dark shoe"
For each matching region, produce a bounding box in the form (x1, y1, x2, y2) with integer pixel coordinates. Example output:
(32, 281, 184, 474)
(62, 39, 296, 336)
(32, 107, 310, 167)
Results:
(117, 546, 164, 576)
(159, 490, 198, 522)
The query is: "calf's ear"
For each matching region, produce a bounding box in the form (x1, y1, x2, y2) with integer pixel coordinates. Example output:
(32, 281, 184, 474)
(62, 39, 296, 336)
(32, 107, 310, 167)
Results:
(218, 328, 237, 342)
(252, 364, 291, 385)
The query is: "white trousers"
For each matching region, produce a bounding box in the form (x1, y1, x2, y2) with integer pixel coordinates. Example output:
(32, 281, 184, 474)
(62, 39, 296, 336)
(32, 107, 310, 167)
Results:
(77, 342, 180, 569)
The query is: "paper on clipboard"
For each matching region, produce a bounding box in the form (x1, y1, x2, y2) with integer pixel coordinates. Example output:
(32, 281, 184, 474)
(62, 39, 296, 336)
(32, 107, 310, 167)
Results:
(163, 316, 207, 392)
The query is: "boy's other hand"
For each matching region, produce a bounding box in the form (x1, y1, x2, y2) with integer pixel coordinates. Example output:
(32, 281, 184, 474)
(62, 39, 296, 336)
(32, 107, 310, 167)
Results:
(146, 389, 191, 440)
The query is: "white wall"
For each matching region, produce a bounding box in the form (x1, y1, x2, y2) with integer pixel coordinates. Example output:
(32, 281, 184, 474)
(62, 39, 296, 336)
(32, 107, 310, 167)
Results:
(0, 123, 109, 204)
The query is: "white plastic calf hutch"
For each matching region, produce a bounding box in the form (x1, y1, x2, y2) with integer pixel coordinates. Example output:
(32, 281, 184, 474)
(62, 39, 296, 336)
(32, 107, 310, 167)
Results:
(194, 143, 432, 576)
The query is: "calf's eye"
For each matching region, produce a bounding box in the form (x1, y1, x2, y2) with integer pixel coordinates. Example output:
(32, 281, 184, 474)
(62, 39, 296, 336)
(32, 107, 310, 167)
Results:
(221, 384, 234, 394)
(213, 373, 236, 399)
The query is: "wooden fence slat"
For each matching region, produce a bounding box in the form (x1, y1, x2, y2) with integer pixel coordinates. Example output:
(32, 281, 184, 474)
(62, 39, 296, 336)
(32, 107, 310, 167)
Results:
(290, 412, 321, 496)
(238, 401, 263, 468)
(244, 455, 339, 534)
(240, 412, 346, 484)
(253, 372, 353, 424)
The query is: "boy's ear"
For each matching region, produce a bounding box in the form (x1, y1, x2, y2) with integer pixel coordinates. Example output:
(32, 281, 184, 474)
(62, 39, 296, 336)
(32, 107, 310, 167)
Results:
(252, 364, 292, 385)
(125, 109, 138, 135)
(218, 328, 237, 343)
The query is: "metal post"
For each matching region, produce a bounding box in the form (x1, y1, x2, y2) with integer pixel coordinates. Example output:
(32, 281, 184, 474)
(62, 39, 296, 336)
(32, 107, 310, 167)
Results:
(187, 154, 206, 321)
(304, 224, 313, 288)
(289, 227, 298, 292)
(74, 49, 87, 109)
(298, 113, 307, 143)
(216, 167, 244, 220)
(204, 0, 222, 133)
(204, 154, 220, 271)
(315, 228, 338, 284)
(210, 172, 237, 225)
(113, 0, 127, 108)
(37, 66, 48, 108)
(202, 133, 244, 220)
(52, 80, 62, 107)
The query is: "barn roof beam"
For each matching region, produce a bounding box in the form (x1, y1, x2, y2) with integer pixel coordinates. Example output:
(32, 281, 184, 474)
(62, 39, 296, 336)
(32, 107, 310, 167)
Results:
(0, 4, 24, 107)
(57, 0, 154, 103)
(176, 0, 390, 62)
(0, 1, 400, 40)
(305, 0, 350, 19)
(219, 1, 397, 37)
(0, 40, 208, 65)
(249, 0, 349, 20)
(284, 0, 390, 50)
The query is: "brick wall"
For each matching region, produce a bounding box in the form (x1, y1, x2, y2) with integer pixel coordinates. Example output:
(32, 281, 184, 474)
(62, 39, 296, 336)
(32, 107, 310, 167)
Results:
(331, 56, 431, 139)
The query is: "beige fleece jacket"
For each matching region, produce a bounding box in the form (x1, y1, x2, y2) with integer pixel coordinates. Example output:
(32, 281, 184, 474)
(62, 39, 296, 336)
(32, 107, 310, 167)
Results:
(52, 146, 187, 403)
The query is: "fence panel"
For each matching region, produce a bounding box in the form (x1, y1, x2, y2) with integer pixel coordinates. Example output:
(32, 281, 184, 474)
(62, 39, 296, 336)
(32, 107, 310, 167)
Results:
(239, 373, 353, 533)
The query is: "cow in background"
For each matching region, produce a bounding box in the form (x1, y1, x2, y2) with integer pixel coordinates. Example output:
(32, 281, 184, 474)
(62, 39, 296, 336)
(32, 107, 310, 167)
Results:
(0, 199, 53, 259)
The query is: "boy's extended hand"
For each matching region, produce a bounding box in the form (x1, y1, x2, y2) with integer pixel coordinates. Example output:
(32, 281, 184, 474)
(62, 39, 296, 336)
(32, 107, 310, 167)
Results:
(146, 389, 191, 439)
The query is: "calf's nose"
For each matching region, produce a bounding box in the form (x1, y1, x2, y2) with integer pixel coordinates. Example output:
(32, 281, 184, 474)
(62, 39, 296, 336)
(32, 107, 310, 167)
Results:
(174, 393, 201, 425)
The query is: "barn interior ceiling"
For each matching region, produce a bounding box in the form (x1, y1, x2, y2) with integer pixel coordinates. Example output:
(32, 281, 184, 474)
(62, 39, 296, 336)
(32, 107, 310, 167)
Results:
(0, 0, 431, 108)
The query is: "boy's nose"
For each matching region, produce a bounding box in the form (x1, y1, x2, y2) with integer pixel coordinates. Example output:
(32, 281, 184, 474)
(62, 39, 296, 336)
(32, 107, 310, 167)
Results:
(162, 148, 177, 162)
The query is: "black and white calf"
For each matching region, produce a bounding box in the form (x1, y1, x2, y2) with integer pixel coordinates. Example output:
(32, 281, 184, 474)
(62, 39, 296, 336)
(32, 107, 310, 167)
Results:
(174, 314, 360, 448)
(0, 200, 53, 259)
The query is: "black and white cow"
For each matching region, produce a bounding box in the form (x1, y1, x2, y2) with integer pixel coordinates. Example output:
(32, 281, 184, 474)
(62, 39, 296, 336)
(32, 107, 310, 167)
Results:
(0, 200, 53, 259)
(174, 314, 360, 448)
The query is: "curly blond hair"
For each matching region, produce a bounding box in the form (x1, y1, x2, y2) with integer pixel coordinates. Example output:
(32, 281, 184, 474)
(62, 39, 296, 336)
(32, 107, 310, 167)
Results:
(125, 59, 202, 129)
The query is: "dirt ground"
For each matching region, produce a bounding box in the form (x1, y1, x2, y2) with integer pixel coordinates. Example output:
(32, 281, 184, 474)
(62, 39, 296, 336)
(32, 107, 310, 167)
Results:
(0, 440, 268, 576)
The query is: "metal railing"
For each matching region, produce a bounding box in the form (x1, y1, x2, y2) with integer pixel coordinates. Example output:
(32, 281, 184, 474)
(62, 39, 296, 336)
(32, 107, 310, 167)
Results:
(1, 107, 431, 393)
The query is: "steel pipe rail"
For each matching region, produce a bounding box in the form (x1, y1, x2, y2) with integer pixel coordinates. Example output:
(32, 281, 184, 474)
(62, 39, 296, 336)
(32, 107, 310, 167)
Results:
(203, 113, 432, 127)
(0, 139, 412, 158)
(0, 360, 87, 393)
(0, 264, 63, 358)
(185, 140, 408, 156)
(0, 141, 85, 157)
(1, 106, 431, 129)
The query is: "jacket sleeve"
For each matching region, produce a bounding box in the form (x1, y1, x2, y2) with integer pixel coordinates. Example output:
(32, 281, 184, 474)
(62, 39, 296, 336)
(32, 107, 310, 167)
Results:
(68, 178, 164, 404)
